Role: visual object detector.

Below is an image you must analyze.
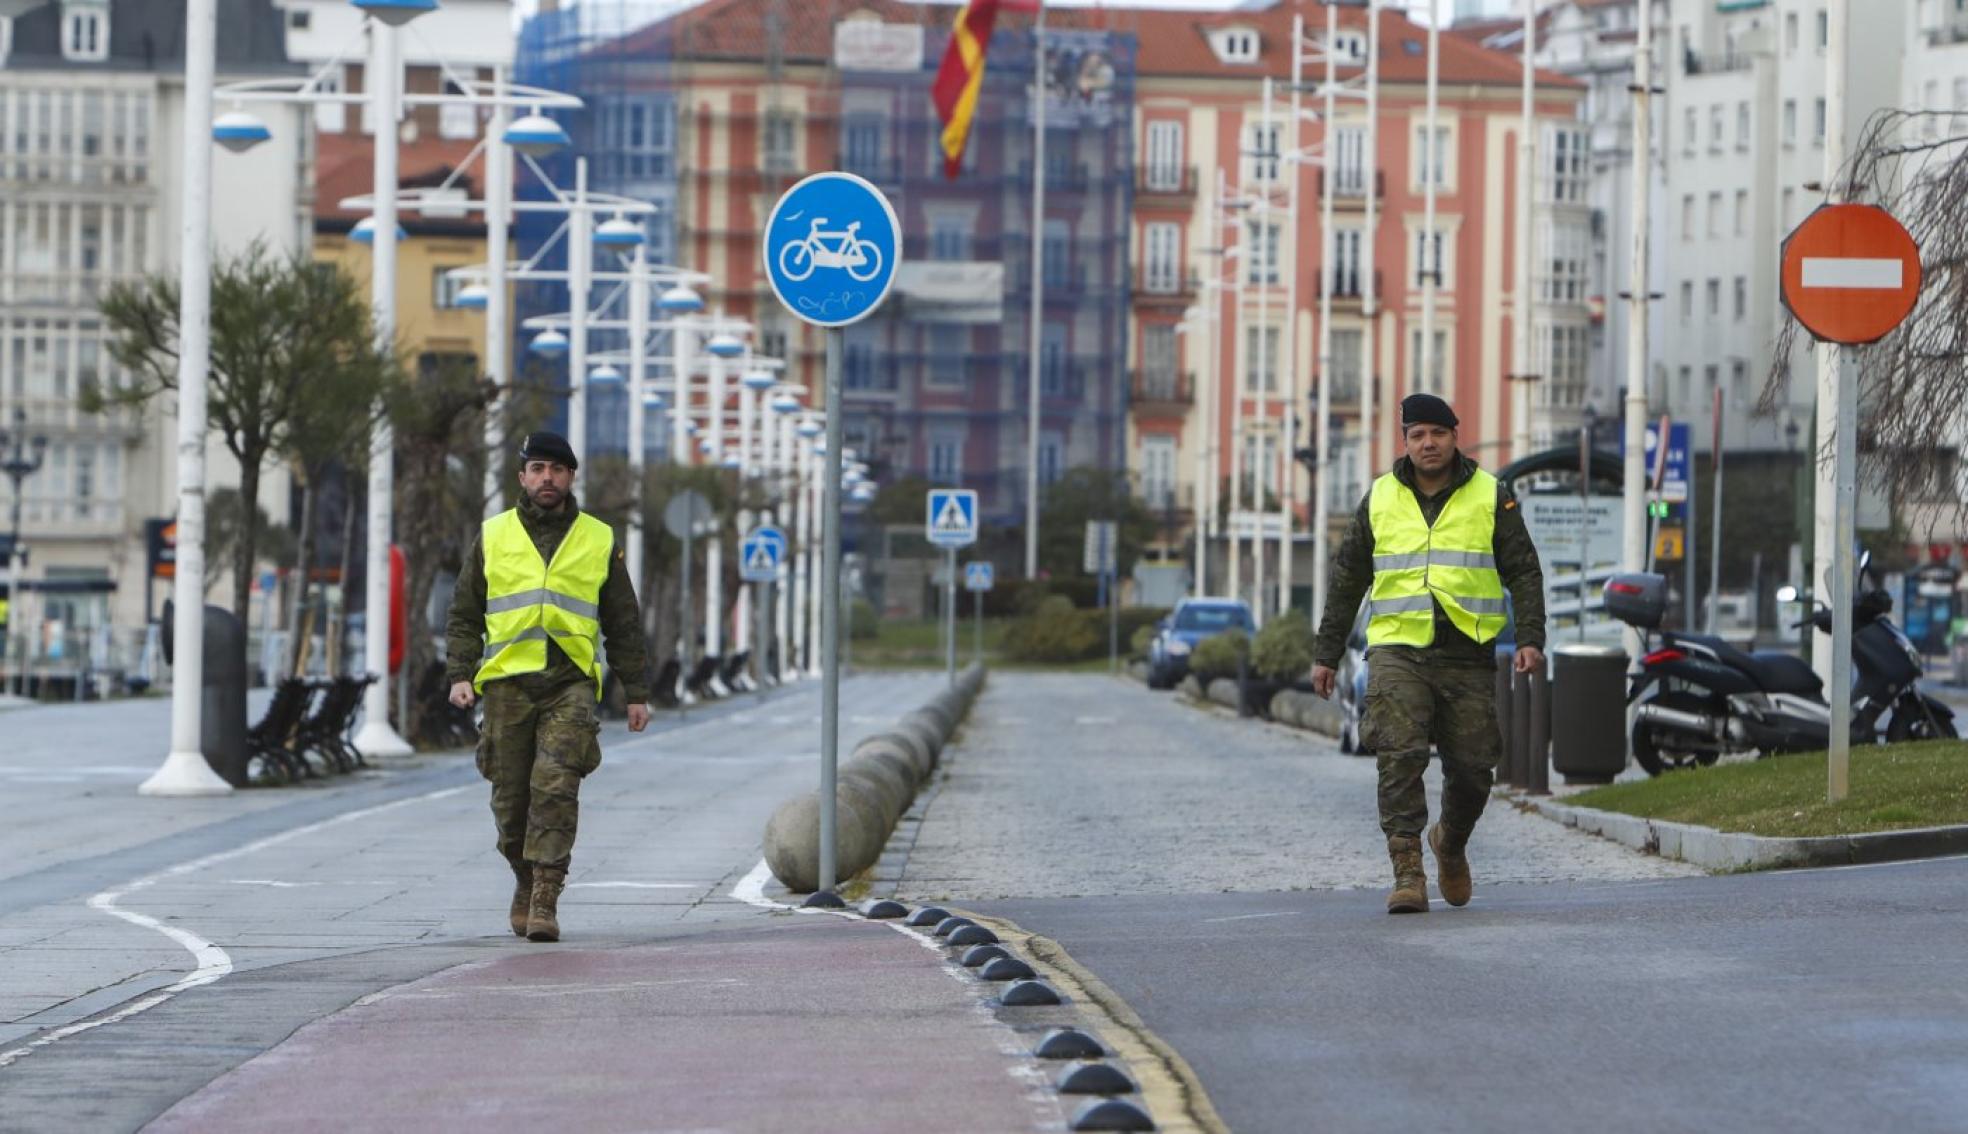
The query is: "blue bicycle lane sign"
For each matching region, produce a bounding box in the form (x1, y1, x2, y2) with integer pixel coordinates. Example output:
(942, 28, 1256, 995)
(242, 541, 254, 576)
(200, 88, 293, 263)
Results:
(762, 172, 902, 329)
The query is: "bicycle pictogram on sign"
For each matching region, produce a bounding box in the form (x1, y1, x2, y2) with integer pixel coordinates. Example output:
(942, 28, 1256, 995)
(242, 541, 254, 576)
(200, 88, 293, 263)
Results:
(777, 217, 884, 283)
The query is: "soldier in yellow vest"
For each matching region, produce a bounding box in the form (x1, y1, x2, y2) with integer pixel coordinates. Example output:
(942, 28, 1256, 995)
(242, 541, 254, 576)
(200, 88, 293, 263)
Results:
(1312, 394, 1546, 914)
(445, 432, 650, 942)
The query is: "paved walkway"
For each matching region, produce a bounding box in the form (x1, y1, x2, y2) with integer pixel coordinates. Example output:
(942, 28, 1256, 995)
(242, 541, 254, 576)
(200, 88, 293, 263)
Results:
(895, 674, 1698, 902)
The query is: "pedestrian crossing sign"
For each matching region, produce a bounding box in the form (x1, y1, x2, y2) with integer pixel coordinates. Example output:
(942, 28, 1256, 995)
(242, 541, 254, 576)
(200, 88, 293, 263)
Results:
(925, 489, 978, 548)
(740, 526, 784, 582)
(964, 562, 994, 592)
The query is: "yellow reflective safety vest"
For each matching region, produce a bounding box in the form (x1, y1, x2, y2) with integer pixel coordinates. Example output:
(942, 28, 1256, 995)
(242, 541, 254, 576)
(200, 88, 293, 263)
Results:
(1365, 468, 1508, 648)
(473, 508, 614, 698)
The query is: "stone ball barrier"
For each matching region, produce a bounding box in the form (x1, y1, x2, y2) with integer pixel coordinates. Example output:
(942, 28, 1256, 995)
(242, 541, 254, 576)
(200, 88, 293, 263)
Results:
(764, 663, 988, 893)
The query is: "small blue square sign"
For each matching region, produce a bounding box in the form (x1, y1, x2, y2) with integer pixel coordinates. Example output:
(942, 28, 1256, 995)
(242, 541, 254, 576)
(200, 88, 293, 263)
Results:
(926, 489, 978, 548)
(964, 562, 994, 592)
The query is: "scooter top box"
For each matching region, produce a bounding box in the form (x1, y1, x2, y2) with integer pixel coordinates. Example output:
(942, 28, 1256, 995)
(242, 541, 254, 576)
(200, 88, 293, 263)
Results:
(1604, 573, 1668, 630)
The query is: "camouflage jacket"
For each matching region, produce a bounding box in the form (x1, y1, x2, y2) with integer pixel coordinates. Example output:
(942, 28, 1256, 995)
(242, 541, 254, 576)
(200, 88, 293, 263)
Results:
(443, 492, 651, 703)
(1312, 453, 1546, 670)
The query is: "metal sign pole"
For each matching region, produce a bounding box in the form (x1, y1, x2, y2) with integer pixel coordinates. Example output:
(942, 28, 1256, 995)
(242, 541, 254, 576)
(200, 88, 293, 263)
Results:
(819, 328, 844, 894)
(755, 578, 767, 701)
(945, 547, 957, 686)
(973, 584, 983, 663)
(679, 522, 692, 719)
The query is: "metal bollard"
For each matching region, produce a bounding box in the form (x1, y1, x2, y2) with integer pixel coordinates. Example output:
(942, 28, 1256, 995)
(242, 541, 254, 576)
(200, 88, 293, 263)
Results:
(1527, 661, 1551, 795)
(1494, 652, 1515, 788)
(1509, 661, 1531, 789)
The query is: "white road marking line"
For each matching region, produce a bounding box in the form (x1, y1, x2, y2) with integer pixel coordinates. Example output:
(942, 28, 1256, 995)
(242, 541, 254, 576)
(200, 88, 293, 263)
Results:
(1201, 910, 1302, 924)
(1801, 257, 1903, 290)
(1074, 716, 1117, 725)
(0, 784, 470, 1070)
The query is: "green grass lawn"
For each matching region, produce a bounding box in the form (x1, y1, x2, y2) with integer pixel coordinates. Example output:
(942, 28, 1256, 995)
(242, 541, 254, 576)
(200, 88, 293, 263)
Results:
(1566, 740, 1968, 838)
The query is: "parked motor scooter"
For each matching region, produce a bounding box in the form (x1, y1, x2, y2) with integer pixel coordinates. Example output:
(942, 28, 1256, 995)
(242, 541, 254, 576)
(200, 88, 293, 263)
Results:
(1602, 561, 1956, 777)
(1780, 556, 1957, 746)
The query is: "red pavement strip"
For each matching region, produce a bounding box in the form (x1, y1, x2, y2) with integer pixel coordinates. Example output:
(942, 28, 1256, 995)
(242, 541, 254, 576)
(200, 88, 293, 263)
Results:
(145, 916, 1067, 1134)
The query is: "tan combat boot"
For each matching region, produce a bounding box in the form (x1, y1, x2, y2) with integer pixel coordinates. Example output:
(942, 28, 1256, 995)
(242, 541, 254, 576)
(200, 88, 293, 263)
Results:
(1429, 823, 1473, 908)
(508, 862, 533, 937)
(526, 865, 567, 942)
(1386, 835, 1429, 915)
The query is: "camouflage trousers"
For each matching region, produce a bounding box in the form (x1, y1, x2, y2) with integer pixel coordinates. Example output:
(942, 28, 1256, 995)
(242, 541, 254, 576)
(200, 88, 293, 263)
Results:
(475, 677, 603, 871)
(1360, 647, 1502, 840)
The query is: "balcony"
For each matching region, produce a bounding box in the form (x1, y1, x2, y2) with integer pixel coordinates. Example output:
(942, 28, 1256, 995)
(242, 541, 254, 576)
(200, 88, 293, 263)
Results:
(1682, 47, 1754, 76)
(1131, 270, 1199, 305)
(1130, 370, 1194, 414)
(1137, 165, 1199, 201)
(1018, 162, 1092, 194)
(1315, 269, 1384, 303)
(1317, 168, 1384, 203)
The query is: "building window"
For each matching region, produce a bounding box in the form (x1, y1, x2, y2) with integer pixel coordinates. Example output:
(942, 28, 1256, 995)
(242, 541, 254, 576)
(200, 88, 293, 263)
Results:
(1706, 278, 1720, 317)
(764, 112, 798, 173)
(598, 98, 673, 183)
(63, 7, 106, 62)
(1143, 221, 1180, 292)
(929, 432, 963, 484)
(1329, 31, 1367, 64)
(1331, 228, 1362, 296)
(1680, 281, 1693, 320)
(1243, 324, 1280, 393)
(1413, 228, 1447, 290)
(930, 215, 970, 262)
(1540, 219, 1587, 305)
(928, 324, 965, 387)
(843, 114, 886, 177)
(1245, 219, 1280, 285)
(1709, 105, 1723, 151)
(1039, 435, 1063, 485)
(1332, 125, 1367, 196)
(1043, 220, 1070, 288)
(1681, 194, 1694, 240)
(316, 66, 347, 134)
(1815, 98, 1826, 143)
(1736, 101, 1750, 150)
(1545, 126, 1587, 202)
(1215, 28, 1259, 64)
(1733, 276, 1747, 321)
(1707, 191, 1722, 237)
(1041, 324, 1067, 396)
(1678, 365, 1692, 407)
(1782, 99, 1796, 146)
(1682, 107, 1696, 154)
(1413, 124, 1451, 189)
(1704, 364, 1720, 407)
(1141, 434, 1177, 510)
(1734, 190, 1748, 237)
(1142, 324, 1178, 390)
(1328, 327, 1362, 402)
(1785, 12, 1798, 52)
(1245, 120, 1283, 184)
(1817, 9, 1828, 48)
(1543, 324, 1587, 408)
(1731, 360, 1748, 408)
(1145, 120, 1184, 190)
(1241, 433, 1280, 498)
(1408, 327, 1448, 394)
(432, 267, 469, 309)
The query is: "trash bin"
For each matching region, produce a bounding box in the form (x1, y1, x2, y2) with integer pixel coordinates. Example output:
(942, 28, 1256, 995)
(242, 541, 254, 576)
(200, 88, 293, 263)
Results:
(1550, 643, 1628, 785)
(161, 600, 251, 788)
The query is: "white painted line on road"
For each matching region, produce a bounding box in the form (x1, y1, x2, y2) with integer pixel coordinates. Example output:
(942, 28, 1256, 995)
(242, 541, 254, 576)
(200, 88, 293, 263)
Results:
(0, 784, 470, 1071)
(1074, 716, 1118, 725)
(1801, 257, 1903, 290)
(1201, 910, 1302, 924)
(731, 858, 788, 911)
(567, 882, 700, 890)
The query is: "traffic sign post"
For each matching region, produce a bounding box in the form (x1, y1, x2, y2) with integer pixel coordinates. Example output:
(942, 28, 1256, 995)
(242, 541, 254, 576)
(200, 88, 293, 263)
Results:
(925, 489, 978, 689)
(1083, 521, 1119, 673)
(964, 561, 993, 664)
(764, 172, 901, 898)
(1779, 201, 1923, 805)
(741, 526, 786, 700)
(664, 489, 717, 716)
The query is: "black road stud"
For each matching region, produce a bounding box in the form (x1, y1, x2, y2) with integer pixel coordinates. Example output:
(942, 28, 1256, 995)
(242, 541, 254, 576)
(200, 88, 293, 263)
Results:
(1057, 1062, 1137, 1096)
(981, 956, 1037, 982)
(1069, 1098, 1156, 1132)
(932, 916, 975, 938)
(860, 899, 909, 919)
(801, 891, 846, 909)
(1034, 1028, 1106, 1060)
(1000, 980, 1063, 1007)
(946, 924, 1000, 948)
(905, 906, 952, 928)
(961, 944, 1013, 968)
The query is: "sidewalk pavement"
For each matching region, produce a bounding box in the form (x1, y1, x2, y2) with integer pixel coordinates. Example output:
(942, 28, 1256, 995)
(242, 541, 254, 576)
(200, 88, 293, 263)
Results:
(0, 675, 1083, 1134)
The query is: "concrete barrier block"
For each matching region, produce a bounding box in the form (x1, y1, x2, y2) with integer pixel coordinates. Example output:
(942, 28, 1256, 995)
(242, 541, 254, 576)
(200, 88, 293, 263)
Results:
(842, 759, 910, 831)
(1206, 678, 1241, 710)
(862, 730, 933, 782)
(763, 788, 885, 894)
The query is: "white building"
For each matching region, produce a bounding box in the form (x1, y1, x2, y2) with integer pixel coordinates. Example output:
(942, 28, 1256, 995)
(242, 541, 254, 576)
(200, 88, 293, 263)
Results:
(0, 0, 309, 673)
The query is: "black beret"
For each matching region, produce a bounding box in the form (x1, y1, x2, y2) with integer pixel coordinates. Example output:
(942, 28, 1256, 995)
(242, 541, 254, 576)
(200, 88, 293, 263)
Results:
(518, 431, 579, 471)
(1400, 393, 1459, 430)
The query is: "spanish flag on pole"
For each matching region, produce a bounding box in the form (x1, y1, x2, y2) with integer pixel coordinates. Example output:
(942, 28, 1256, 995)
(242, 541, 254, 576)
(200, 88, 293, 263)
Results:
(932, 0, 1042, 180)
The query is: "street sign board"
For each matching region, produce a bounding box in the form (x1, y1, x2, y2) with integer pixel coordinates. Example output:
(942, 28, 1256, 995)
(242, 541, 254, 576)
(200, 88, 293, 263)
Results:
(1780, 203, 1921, 345)
(762, 172, 902, 329)
(1654, 525, 1686, 562)
(964, 561, 994, 592)
(925, 489, 978, 548)
(1227, 511, 1288, 539)
(1520, 497, 1623, 569)
(1625, 421, 1690, 504)
(739, 527, 783, 582)
(1083, 520, 1118, 575)
(663, 490, 717, 540)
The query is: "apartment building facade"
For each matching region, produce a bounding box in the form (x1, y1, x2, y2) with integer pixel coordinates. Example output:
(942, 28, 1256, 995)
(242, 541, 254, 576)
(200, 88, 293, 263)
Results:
(0, 0, 306, 652)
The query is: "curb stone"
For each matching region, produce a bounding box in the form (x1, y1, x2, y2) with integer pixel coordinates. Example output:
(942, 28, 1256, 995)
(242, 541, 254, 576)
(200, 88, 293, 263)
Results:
(1521, 794, 1968, 871)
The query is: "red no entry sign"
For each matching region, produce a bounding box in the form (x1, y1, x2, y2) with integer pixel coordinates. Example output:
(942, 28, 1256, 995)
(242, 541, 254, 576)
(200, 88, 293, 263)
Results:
(1779, 203, 1922, 345)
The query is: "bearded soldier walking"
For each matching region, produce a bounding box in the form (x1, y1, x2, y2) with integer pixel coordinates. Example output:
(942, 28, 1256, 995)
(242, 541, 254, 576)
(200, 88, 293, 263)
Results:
(1311, 394, 1545, 914)
(446, 432, 651, 942)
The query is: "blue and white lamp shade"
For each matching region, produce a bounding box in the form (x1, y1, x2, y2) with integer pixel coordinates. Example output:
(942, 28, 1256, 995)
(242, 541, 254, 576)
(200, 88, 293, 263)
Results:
(770, 394, 801, 416)
(684, 421, 699, 436)
(212, 110, 271, 154)
(502, 113, 570, 158)
(351, 0, 438, 27)
(586, 364, 623, 386)
(453, 283, 489, 311)
(593, 217, 645, 248)
(797, 420, 823, 439)
(706, 333, 745, 359)
(741, 370, 776, 392)
(721, 453, 744, 470)
(528, 329, 569, 358)
(641, 392, 667, 410)
(658, 285, 704, 313)
(349, 216, 407, 245)
(698, 438, 717, 456)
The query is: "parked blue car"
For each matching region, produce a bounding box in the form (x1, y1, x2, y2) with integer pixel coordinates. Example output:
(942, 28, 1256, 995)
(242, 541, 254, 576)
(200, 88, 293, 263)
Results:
(1146, 598, 1256, 689)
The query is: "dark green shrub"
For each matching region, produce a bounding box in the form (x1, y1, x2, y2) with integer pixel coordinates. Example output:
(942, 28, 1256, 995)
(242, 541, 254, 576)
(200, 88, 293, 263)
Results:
(1128, 624, 1158, 660)
(1250, 616, 1316, 682)
(849, 598, 879, 640)
(1189, 629, 1248, 682)
(1001, 594, 1101, 662)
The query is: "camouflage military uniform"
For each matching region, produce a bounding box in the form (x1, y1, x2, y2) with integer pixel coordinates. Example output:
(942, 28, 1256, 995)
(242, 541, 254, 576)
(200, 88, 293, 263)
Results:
(445, 491, 650, 873)
(1314, 454, 1546, 842)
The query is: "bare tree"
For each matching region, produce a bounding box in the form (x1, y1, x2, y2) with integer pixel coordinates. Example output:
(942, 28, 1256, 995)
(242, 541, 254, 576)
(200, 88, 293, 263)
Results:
(1762, 109, 1968, 529)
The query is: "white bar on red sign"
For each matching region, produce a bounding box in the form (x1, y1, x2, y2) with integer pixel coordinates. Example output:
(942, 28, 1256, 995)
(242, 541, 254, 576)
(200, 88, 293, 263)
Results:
(1800, 257, 1903, 290)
